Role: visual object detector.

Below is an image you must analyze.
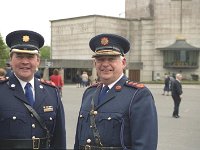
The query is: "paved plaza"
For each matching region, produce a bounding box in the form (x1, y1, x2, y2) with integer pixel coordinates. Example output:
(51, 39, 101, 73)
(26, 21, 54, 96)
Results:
(62, 84, 200, 150)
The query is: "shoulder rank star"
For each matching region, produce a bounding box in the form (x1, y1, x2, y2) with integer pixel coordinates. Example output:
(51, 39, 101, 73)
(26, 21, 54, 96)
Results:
(43, 106, 53, 112)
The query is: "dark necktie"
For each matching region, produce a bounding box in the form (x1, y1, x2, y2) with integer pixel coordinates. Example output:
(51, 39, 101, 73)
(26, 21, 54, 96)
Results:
(98, 85, 109, 104)
(25, 83, 34, 106)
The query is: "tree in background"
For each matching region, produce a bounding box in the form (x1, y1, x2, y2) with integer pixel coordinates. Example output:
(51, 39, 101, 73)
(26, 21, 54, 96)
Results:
(40, 46, 50, 59)
(36, 45, 51, 79)
(0, 34, 9, 68)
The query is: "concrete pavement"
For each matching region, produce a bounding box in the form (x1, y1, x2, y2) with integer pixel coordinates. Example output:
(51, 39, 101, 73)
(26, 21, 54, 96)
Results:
(62, 84, 200, 150)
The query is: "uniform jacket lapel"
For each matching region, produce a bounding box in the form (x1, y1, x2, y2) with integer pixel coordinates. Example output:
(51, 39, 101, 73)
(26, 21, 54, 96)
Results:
(34, 78, 46, 109)
(8, 74, 28, 104)
(8, 74, 46, 107)
(97, 75, 128, 107)
(94, 85, 102, 107)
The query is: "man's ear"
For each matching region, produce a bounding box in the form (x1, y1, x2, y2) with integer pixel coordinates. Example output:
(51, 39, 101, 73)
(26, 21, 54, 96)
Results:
(36, 56, 41, 67)
(122, 57, 127, 66)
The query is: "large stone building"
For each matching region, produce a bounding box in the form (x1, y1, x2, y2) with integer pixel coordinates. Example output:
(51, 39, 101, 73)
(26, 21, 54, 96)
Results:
(45, 0, 200, 83)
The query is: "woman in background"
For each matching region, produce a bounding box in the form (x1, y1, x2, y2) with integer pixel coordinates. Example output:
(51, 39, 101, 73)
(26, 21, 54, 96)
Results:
(50, 69, 64, 96)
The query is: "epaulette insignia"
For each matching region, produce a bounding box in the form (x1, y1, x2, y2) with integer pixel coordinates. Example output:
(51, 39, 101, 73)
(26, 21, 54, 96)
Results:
(40, 79, 56, 87)
(125, 81, 145, 89)
(88, 82, 101, 89)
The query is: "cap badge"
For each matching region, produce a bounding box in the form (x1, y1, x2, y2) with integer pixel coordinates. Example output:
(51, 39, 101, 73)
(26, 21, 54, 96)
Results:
(22, 35, 30, 42)
(101, 37, 109, 46)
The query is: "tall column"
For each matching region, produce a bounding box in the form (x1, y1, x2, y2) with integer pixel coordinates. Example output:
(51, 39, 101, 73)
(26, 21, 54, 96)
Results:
(43, 68, 49, 80)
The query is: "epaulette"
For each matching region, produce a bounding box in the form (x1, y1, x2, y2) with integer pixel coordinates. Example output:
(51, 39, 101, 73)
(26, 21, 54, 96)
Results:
(0, 78, 9, 84)
(125, 81, 145, 89)
(40, 79, 56, 87)
(87, 82, 101, 89)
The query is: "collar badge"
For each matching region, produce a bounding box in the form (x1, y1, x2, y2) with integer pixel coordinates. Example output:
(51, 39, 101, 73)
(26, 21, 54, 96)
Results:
(11, 84, 15, 88)
(115, 85, 122, 91)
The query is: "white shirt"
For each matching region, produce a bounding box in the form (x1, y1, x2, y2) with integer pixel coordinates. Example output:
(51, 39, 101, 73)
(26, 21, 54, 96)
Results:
(14, 74, 35, 100)
(102, 73, 124, 91)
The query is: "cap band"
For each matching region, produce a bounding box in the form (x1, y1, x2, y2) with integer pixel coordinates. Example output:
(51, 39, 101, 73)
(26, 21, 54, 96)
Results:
(95, 46, 123, 55)
(96, 46, 121, 51)
(10, 49, 39, 54)
(92, 49, 121, 58)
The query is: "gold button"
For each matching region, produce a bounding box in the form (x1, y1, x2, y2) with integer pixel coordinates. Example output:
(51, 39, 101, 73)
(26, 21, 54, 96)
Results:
(32, 124, 36, 128)
(80, 114, 83, 118)
(49, 117, 53, 120)
(13, 116, 17, 120)
(87, 139, 91, 143)
(93, 111, 98, 115)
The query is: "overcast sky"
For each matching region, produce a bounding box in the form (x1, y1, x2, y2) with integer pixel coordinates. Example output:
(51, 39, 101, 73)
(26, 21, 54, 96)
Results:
(0, 0, 125, 45)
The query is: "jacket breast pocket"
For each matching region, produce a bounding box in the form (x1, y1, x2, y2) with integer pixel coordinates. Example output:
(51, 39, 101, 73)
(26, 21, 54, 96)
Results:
(77, 111, 90, 143)
(39, 112, 56, 133)
(0, 111, 27, 137)
(96, 113, 122, 145)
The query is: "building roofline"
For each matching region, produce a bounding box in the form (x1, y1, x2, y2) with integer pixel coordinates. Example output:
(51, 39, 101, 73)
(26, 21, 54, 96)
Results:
(49, 14, 152, 22)
(157, 39, 200, 51)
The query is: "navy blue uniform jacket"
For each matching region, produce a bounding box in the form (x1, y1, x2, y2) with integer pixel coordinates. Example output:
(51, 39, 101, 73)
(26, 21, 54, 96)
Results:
(0, 73, 66, 149)
(74, 76, 158, 150)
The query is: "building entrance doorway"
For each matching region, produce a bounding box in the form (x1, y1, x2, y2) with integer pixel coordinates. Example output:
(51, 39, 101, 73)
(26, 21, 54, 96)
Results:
(129, 70, 140, 82)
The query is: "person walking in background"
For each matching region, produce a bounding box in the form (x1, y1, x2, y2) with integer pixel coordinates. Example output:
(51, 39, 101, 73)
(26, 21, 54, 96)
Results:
(81, 71, 88, 87)
(74, 73, 82, 88)
(171, 73, 183, 118)
(0, 30, 66, 149)
(50, 69, 64, 97)
(0, 68, 7, 80)
(162, 74, 171, 96)
(74, 33, 158, 150)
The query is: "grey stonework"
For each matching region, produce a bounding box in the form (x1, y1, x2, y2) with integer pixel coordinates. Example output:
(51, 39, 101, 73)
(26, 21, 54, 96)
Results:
(47, 0, 200, 81)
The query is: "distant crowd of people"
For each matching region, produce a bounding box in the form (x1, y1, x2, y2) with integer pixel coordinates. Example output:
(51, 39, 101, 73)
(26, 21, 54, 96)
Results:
(74, 71, 93, 88)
